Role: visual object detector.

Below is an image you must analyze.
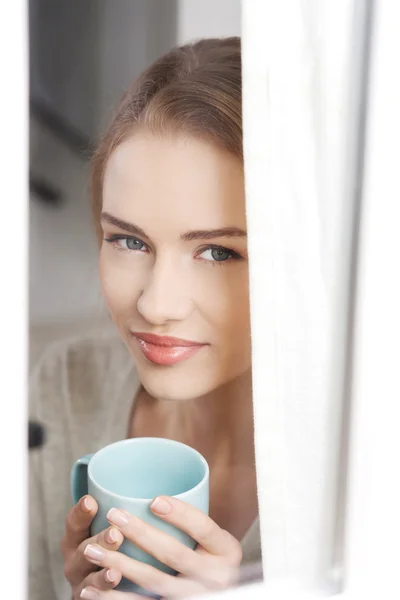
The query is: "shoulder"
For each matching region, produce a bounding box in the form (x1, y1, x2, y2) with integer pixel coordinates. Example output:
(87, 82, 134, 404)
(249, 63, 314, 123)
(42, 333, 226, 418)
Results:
(29, 330, 137, 419)
(30, 329, 130, 377)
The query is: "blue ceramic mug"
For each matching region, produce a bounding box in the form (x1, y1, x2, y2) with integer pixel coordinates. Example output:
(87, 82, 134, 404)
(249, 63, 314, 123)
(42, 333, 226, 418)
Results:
(71, 437, 209, 595)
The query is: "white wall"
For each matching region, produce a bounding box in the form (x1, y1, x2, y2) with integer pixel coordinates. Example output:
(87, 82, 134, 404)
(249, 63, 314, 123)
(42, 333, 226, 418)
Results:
(177, 0, 241, 44)
(29, 121, 103, 327)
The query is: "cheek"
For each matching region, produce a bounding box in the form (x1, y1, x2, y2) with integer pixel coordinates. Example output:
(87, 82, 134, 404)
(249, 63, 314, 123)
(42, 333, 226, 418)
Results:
(199, 269, 251, 343)
(207, 273, 251, 376)
(99, 252, 142, 318)
(222, 280, 252, 371)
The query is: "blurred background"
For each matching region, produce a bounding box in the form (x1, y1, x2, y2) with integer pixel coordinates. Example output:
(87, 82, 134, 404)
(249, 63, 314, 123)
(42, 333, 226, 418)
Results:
(29, 0, 241, 371)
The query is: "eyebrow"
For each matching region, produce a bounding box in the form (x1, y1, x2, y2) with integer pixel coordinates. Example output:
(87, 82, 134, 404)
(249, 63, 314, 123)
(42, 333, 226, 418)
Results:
(101, 212, 247, 241)
(101, 212, 147, 238)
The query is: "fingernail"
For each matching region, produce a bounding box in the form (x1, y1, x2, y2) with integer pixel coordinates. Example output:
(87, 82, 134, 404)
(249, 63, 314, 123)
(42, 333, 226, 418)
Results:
(105, 527, 120, 544)
(151, 497, 172, 515)
(80, 588, 99, 600)
(84, 544, 105, 563)
(107, 508, 129, 527)
(105, 568, 119, 583)
(81, 496, 94, 512)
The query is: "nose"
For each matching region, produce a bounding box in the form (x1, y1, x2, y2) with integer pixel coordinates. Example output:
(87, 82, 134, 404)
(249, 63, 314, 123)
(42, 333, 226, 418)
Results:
(137, 256, 194, 326)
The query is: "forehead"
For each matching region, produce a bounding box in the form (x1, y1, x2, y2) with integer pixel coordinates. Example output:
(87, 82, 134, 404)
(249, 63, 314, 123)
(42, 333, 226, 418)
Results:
(102, 132, 246, 231)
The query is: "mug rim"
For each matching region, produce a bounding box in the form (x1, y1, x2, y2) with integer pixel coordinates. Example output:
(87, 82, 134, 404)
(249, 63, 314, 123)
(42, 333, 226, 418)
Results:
(87, 436, 209, 503)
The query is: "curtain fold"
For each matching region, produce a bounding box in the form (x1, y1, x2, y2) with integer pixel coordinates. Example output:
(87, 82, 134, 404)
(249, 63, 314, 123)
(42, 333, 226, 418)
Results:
(242, 0, 356, 588)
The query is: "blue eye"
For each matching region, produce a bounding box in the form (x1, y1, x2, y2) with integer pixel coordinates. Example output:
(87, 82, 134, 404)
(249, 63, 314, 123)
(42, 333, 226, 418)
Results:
(197, 245, 243, 265)
(125, 238, 145, 251)
(200, 247, 233, 262)
(104, 235, 147, 252)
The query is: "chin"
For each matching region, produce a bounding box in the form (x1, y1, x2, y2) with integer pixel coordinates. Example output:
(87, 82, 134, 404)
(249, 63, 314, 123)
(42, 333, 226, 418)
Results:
(136, 365, 222, 401)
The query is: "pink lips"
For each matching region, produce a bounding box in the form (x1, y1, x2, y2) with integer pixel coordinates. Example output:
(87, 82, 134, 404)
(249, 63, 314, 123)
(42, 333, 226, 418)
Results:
(132, 332, 207, 366)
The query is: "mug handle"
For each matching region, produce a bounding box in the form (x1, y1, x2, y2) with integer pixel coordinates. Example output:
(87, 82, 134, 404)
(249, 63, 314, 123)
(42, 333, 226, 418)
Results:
(70, 453, 94, 505)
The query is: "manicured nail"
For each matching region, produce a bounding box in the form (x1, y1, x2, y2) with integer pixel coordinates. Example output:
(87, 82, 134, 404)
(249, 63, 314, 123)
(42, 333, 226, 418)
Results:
(151, 497, 172, 515)
(81, 496, 94, 512)
(105, 527, 119, 544)
(84, 544, 105, 563)
(107, 508, 129, 527)
(80, 587, 99, 599)
(105, 568, 119, 583)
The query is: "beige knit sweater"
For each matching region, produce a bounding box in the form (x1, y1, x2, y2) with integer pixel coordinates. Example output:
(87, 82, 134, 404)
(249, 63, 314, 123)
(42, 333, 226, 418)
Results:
(28, 331, 261, 600)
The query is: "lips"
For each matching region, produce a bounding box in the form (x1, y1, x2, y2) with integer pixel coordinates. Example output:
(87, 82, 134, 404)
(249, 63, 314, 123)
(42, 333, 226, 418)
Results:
(132, 332, 207, 366)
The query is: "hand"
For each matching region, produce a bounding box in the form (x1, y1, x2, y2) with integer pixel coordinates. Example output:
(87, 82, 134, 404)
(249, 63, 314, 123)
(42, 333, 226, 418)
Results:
(61, 495, 126, 599)
(79, 496, 243, 599)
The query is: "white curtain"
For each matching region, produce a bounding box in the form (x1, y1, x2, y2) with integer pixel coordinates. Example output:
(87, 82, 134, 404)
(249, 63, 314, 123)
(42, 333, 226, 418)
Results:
(242, 0, 357, 589)
(344, 2, 400, 596)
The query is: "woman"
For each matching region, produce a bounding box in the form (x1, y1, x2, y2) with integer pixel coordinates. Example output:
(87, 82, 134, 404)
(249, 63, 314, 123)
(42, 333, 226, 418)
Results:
(29, 37, 261, 600)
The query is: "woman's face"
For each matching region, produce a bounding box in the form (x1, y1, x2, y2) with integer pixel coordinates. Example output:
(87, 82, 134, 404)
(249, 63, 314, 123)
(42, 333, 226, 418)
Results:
(100, 131, 251, 401)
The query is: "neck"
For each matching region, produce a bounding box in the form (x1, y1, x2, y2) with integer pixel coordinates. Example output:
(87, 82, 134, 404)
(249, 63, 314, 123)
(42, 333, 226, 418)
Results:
(155, 369, 255, 468)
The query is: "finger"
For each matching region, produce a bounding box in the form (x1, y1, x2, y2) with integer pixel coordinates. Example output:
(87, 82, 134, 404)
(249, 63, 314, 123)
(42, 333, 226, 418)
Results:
(106, 508, 205, 579)
(63, 496, 98, 551)
(74, 567, 122, 599)
(83, 544, 207, 599)
(65, 526, 124, 586)
(79, 587, 143, 599)
(150, 497, 242, 561)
